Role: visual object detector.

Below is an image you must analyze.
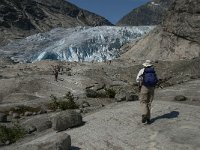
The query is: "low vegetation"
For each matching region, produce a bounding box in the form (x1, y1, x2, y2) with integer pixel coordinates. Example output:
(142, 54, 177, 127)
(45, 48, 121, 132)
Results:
(105, 88, 116, 98)
(0, 124, 26, 144)
(48, 92, 78, 111)
(86, 88, 116, 98)
(9, 105, 41, 115)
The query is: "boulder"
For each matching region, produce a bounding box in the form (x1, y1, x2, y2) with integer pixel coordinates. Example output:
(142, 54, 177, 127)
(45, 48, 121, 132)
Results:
(174, 95, 187, 101)
(85, 89, 98, 98)
(52, 110, 83, 132)
(5, 140, 10, 145)
(0, 113, 7, 122)
(81, 101, 90, 108)
(32, 112, 37, 115)
(91, 83, 105, 91)
(115, 92, 126, 102)
(16, 132, 71, 150)
(12, 113, 20, 119)
(8, 111, 13, 115)
(126, 93, 138, 101)
(24, 111, 33, 116)
(24, 125, 37, 134)
(115, 90, 138, 102)
(37, 109, 47, 115)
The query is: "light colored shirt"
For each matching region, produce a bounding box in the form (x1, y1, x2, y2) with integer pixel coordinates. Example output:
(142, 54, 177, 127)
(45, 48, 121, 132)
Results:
(136, 68, 145, 83)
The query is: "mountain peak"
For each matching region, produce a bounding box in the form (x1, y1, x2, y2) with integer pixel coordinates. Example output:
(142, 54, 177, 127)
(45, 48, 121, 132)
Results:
(117, 0, 174, 26)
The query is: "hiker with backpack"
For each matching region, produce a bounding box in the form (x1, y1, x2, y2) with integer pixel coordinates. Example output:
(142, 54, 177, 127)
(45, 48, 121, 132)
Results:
(136, 60, 158, 124)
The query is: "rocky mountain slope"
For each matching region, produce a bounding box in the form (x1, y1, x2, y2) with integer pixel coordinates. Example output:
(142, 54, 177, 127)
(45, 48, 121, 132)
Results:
(117, 0, 173, 26)
(120, 0, 200, 61)
(0, 0, 113, 46)
(0, 26, 153, 63)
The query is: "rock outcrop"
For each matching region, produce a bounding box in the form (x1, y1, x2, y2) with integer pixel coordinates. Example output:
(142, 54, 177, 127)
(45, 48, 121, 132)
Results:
(52, 110, 83, 132)
(0, 0, 113, 46)
(163, 0, 200, 45)
(20, 110, 83, 132)
(120, 0, 200, 61)
(117, 0, 173, 26)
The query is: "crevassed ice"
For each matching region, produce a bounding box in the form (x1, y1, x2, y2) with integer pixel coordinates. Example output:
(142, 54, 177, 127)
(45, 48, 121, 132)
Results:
(2, 26, 155, 63)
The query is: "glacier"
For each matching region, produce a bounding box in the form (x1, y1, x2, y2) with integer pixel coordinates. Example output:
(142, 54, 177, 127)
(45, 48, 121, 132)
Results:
(1, 26, 154, 63)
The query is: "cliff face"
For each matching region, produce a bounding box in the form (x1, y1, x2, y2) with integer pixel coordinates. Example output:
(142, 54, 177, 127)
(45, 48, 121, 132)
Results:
(120, 0, 200, 61)
(163, 0, 200, 44)
(0, 0, 113, 45)
(117, 0, 173, 26)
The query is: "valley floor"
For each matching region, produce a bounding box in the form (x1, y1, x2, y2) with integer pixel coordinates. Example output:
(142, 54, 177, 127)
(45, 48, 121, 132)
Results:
(0, 59, 200, 150)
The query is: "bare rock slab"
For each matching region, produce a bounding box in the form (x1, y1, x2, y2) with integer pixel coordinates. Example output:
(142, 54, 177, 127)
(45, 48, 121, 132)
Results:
(22, 114, 52, 132)
(67, 101, 200, 150)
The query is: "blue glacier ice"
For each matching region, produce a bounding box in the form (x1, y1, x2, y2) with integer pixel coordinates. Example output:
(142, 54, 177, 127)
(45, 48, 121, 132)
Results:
(1, 26, 154, 63)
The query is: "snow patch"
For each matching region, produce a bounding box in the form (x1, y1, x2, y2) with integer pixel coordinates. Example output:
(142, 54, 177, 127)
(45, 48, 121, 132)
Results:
(151, 2, 160, 6)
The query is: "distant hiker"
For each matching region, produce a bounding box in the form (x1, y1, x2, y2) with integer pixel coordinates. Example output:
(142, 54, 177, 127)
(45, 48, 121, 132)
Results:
(106, 60, 111, 65)
(57, 64, 64, 75)
(136, 60, 158, 124)
(52, 65, 59, 81)
(108, 60, 111, 65)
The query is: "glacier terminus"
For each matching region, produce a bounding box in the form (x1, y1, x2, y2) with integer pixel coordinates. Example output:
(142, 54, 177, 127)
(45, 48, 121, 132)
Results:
(1, 26, 154, 63)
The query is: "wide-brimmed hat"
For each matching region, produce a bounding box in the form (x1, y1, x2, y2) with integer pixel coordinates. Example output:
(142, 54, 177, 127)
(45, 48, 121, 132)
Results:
(142, 60, 153, 67)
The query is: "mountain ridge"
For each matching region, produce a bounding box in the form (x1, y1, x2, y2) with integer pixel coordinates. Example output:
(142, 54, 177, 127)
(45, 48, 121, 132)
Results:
(0, 0, 113, 46)
(117, 0, 174, 26)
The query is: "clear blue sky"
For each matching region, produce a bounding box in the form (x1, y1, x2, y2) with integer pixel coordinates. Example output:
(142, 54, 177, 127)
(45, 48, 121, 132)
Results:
(68, 0, 150, 24)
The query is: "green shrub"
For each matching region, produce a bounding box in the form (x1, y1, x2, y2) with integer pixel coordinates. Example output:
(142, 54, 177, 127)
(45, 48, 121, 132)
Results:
(48, 95, 59, 111)
(105, 88, 116, 98)
(0, 124, 26, 144)
(86, 88, 116, 98)
(61, 92, 79, 110)
(9, 105, 41, 114)
(48, 92, 78, 111)
(85, 89, 98, 98)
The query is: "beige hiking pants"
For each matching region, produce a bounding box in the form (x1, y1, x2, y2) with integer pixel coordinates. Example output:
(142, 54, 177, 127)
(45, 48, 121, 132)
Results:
(139, 85, 155, 119)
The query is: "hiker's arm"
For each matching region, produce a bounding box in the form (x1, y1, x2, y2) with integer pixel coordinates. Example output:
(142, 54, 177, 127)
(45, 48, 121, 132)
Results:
(136, 69, 144, 92)
(136, 69, 144, 83)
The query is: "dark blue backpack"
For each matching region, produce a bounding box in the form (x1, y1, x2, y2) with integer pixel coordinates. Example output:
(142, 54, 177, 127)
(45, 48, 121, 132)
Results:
(142, 67, 158, 87)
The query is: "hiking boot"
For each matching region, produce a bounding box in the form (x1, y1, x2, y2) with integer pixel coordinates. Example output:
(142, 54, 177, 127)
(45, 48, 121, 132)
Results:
(146, 119, 151, 124)
(142, 115, 147, 123)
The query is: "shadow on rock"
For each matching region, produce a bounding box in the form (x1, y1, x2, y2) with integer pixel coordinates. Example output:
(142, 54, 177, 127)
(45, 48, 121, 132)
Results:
(70, 146, 81, 150)
(151, 111, 179, 124)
